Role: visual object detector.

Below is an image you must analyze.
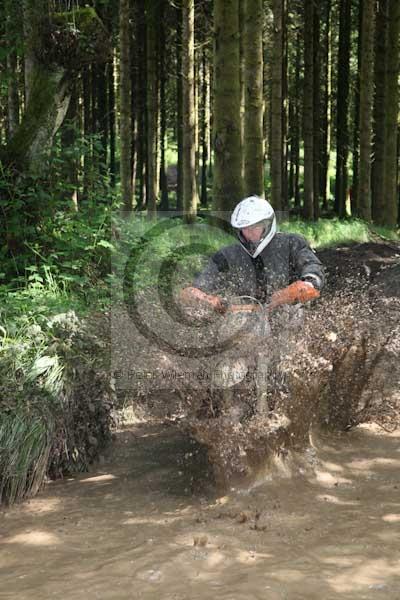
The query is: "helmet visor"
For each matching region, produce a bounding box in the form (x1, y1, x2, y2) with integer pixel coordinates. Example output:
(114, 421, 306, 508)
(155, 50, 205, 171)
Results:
(245, 218, 274, 238)
(237, 217, 275, 257)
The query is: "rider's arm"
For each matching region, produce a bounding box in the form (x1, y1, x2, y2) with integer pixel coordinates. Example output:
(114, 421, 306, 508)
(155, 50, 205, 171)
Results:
(268, 235, 324, 310)
(179, 286, 228, 313)
(289, 234, 325, 291)
(180, 250, 229, 314)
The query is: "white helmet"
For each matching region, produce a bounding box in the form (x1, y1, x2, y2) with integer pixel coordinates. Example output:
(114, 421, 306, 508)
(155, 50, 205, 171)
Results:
(231, 196, 276, 258)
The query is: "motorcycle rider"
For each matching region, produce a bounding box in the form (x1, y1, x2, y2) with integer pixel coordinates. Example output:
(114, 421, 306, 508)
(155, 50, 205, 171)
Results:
(179, 195, 325, 421)
(180, 195, 325, 313)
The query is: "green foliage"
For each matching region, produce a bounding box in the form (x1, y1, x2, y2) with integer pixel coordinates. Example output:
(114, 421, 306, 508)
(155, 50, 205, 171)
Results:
(0, 125, 117, 504)
(280, 218, 399, 248)
(116, 214, 234, 297)
(0, 411, 52, 505)
(1, 125, 114, 307)
(38, 7, 111, 71)
(0, 307, 115, 505)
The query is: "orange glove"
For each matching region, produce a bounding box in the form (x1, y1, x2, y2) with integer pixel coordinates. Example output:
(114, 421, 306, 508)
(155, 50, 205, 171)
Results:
(179, 286, 228, 314)
(268, 280, 320, 311)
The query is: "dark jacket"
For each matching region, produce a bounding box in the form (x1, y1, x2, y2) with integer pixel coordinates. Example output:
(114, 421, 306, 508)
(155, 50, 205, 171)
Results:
(192, 232, 325, 303)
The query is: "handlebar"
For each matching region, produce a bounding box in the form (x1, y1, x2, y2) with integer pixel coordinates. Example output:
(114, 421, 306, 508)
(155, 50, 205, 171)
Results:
(226, 303, 263, 314)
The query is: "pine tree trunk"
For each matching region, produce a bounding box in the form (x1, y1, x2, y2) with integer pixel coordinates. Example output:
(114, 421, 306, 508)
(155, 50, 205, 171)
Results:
(130, 18, 138, 204)
(6, 2, 20, 140)
(201, 46, 210, 207)
(182, 0, 197, 222)
(5, 6, 110, 182)
(313, 1, 321, 220)
(294, 28, 301, 209)
(281, 0, 288, 210)
(243, 0, 264, 197)
(212, 0, 243, 212)
(207, 58, 213, 179)
(303, 0, 314, 220)
(159, 17, 169, 211)
(371, 0, 387, 222)
(23, 0, 48, 107)
(263, 18, 270, 164)
(82, 64, 91, 198)
(119, 0, 132, 211)
(382, 0, 400, 226)
(194, 49, 200, 194)
(357, 0, 376, 222)
(9, 2, 71, 174)
(137, 107, 147, 210)
(97, 63, 108, 176)
(108, 59, 116, 188)
(320, 0, 331, 210)
(7, 49, 20, 140)
(136, 3, 147, 210)
(91, 64, 98, 142)
(176, 0, 184, 212)
(335, 0, 351, 218)
(239, 0, 246, 180)
(352, 0, 364, 217)
(146, 0, 159, 215)
(61, 83, 79, 211)
(288, 96, 295, 202)
(270, 0, 283, 211)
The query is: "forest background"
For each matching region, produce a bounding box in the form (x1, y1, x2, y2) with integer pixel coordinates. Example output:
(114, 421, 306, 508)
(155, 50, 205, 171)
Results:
(0, 0, 399, 504)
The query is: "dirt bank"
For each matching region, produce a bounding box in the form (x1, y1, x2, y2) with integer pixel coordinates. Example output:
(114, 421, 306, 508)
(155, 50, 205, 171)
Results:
(1, 421, 400, 600)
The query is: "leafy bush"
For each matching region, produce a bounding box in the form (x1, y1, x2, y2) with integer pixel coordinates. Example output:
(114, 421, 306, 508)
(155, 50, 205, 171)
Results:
(0, 307, 115, 505)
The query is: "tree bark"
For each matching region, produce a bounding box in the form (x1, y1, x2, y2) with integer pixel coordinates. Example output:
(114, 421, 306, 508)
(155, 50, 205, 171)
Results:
(320, 0, 332, 210)
(357, 0, 376, 222)
(136, 1, 147, 210)
(239, 0, 246, 180)
(119, 0, 132, 211)
(6, 67, 71, 173)
(212, 0, 243, 213)
(334, 0, 351, 218)
(303, 0, 314, 220)
(201, 45, 210, 207)
(182, 0, 197, 221)
(159, 16, 169, 211)
(146, 0, 159, 215)
(130, 21, 138, 203)
(313, 1, 321, 220)
(97, 62, 108, 176)
(270, 0, 283, 212)
(293, 27, 301, 209)
(61, 83, 79, 211)
(243, 0, 264, 197)
(108, 59, 116, 188)
(382, 0, 400, 226)
(352, 0, 364, 217)
(5, 1, 20, 140)
(82, 64, 91, 198)
(371, 0, 387, 222)
(9, 1, 70, 173)
(263, 11, 271, 164)
(194, 49, 200, 193)
(23, 0, 49, 107)
(176, 0, 184, 212)
(281, 0, 288, 211)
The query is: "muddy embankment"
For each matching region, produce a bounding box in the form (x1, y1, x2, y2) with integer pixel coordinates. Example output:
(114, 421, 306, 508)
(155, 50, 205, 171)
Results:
(116, 241, 400, 491)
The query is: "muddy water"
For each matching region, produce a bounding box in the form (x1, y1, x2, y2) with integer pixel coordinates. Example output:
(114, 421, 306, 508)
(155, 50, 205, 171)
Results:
(1, 423, 400, 600)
